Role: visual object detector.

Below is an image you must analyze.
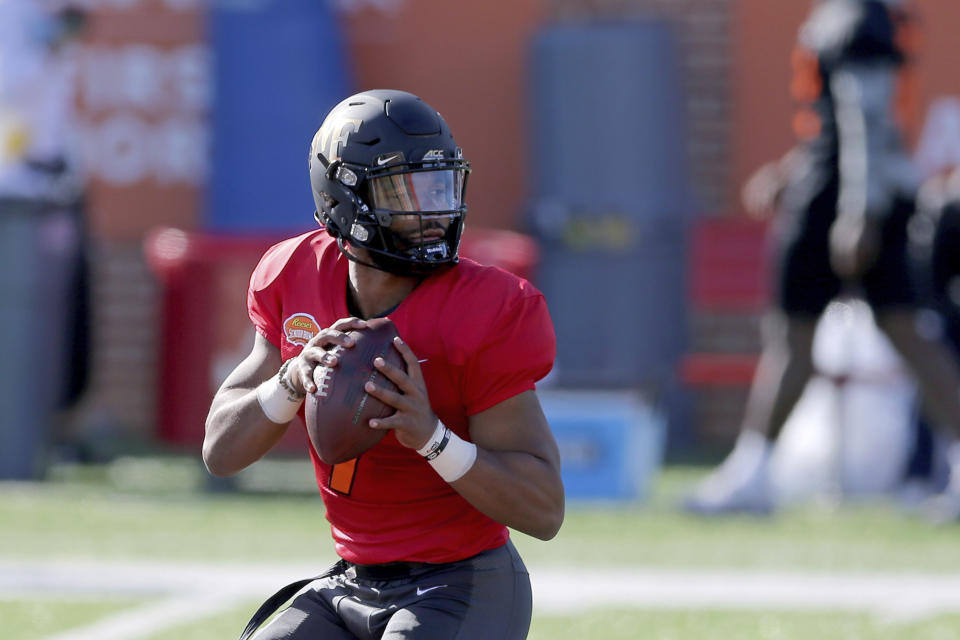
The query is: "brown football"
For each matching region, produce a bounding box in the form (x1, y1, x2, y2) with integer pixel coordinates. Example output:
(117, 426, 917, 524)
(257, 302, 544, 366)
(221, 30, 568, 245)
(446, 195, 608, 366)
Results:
(304, 317, 405, 465)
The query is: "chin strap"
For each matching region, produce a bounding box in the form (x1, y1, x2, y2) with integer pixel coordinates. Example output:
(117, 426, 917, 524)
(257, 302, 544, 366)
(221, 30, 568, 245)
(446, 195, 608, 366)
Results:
(336, 236, 454, 278)
(336, 236, 391, 272)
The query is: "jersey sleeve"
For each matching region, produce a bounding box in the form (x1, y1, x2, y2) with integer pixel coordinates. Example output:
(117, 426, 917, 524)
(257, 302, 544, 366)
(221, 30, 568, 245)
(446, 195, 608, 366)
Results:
(247, 245, 285, 348)
(462, 290, 556, 416)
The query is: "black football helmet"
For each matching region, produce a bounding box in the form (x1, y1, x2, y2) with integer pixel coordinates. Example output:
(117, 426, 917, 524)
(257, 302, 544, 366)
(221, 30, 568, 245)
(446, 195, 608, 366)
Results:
(309, 89, 470, 276)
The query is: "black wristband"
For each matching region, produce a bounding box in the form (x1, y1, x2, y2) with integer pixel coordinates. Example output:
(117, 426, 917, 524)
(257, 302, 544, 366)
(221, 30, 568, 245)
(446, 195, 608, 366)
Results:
(422, 427, 450, 461)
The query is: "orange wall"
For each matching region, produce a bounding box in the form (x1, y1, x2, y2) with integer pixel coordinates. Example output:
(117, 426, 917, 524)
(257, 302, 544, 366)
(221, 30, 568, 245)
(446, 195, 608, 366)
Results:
(80, 2, 960, 236)
(76, 2, 206, 242)
(913, 0, 960, 104)
(340, 1, 545, 231)
(78, 2, 543, 240)
(732, 0, 809, 202)
(732, 0, 960, 208)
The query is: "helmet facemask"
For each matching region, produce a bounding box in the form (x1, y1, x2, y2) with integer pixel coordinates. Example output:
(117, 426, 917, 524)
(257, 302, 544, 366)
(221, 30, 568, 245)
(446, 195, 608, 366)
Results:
(318, 156, 470, 277)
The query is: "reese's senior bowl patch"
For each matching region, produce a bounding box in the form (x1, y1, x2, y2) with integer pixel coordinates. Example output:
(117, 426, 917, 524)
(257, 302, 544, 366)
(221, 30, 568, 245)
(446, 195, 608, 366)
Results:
(283, 313, 320, 346)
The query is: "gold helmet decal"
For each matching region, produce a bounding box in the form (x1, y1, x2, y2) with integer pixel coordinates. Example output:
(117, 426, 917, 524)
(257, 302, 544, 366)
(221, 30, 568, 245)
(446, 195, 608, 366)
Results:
(312, 116, 362, 165)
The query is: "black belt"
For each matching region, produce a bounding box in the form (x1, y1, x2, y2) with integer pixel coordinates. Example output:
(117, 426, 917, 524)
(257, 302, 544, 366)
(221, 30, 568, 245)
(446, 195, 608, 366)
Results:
(346, 559, 435, 580)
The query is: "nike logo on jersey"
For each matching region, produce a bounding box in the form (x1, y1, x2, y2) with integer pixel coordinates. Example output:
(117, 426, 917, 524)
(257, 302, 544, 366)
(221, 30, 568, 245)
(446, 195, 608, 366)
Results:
(377, 154, 400, 166)
(416, 585, 447, 596)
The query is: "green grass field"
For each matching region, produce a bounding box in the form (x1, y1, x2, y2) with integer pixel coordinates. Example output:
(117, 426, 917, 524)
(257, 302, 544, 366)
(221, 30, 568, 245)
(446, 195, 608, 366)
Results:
(3, 458, 960, 639)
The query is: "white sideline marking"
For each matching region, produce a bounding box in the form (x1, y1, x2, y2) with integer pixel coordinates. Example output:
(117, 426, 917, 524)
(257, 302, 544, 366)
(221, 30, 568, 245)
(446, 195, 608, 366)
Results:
(530, 568, 960, 623)
(1, 559, 959, 639)
(43, 592, 248, 640)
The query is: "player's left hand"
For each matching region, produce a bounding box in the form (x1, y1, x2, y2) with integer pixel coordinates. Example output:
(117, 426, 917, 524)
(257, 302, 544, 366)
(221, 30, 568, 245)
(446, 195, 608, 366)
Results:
(364, 336, 437, 450)
(830, 214, 880, 279)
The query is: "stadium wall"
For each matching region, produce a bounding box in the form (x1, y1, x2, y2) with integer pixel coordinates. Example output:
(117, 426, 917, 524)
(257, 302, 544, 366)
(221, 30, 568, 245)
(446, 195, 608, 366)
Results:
(69, 0, 960, 451)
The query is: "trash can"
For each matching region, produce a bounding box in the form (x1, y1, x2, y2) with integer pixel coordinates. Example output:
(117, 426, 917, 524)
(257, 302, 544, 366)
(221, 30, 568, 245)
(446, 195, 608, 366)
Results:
(0, 197, 86, 479)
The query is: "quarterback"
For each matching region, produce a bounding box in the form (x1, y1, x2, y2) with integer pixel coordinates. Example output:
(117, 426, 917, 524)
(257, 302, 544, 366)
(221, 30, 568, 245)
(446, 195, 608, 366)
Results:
(203, 89, 564, 639)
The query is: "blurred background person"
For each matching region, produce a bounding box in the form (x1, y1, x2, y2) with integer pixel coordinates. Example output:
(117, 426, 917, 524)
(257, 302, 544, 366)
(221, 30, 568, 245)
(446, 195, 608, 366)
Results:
(683, 0, 960, 519)
(0, 0, 87, 201)
(905, 167, 960, 519)
(914, 168, 960, 368)
(0, 0, 91, 479)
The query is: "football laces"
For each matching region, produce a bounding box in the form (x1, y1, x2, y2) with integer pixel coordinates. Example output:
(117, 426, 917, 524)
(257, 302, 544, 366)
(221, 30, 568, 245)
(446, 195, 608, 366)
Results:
(314, 346, 343, 398)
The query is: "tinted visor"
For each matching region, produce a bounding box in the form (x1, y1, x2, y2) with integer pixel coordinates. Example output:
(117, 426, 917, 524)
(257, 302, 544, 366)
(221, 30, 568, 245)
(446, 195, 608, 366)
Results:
(367, 169, 465, 213)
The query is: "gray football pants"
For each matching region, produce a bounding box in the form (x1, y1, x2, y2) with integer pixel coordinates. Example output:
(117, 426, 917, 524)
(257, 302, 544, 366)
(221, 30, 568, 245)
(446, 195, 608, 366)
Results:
(252, 540, 532, 640)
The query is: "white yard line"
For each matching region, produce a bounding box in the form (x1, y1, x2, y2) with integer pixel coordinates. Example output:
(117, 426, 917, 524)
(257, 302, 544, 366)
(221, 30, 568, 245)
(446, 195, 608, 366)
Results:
(42, 591, 248, 640)
(530, 568, 960, 623)
(1, 559, 959, 639)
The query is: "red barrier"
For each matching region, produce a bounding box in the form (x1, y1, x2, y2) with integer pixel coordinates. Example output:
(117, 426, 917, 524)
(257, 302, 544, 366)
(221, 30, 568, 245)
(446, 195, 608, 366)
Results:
(688, 217, 770, 312)
(681, 217, 770, 387)
(144, 227, 539, 449)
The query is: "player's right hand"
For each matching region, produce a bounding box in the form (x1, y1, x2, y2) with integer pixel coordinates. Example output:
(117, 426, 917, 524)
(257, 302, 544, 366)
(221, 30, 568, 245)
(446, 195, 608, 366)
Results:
(286, 317, 367, 395)
(741, 161, 785, 219)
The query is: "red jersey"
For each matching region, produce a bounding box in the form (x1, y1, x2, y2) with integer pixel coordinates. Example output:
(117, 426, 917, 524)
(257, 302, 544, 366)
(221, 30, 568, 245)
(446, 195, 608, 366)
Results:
(247, 230, 556, 564)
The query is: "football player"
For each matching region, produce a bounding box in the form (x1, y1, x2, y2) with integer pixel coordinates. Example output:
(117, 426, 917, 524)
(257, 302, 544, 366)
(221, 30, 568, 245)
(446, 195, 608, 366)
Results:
(203, 89, 564, 639)
(683, 0, 960, 517)
(907, 168, 960, 520)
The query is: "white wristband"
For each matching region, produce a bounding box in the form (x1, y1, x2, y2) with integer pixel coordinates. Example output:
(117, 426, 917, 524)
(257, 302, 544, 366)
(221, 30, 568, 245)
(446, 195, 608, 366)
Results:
(417, 422, 477, 483)
(256, 375, 303, 424)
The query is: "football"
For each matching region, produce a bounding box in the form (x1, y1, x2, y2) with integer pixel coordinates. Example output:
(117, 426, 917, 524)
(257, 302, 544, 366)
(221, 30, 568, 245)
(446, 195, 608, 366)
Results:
(304, 317, 405, 465)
